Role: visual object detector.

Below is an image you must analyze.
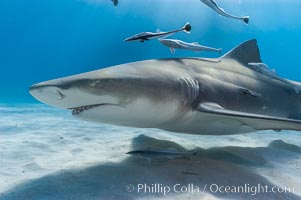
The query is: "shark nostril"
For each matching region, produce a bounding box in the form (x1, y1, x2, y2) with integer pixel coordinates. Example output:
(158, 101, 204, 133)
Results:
(57, 90, 65, 100)
(29, 83, 66, 102)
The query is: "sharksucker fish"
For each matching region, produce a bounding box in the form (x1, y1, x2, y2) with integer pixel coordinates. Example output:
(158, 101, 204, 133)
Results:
(29, 39, 301, 135)
(124, 22, 191, 42)
(200, 0, 249, 24)
(159, 38, 222, 54)
(126, 149, 197, 158)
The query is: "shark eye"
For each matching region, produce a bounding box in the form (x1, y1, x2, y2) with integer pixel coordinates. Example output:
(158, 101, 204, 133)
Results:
(88, 80, 96, 88)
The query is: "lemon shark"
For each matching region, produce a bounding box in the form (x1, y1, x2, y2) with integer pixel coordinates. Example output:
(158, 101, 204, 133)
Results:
(29, 39, 301, 135)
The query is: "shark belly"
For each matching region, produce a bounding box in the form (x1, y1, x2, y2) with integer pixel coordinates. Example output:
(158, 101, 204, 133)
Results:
(73, 97, 186, 128)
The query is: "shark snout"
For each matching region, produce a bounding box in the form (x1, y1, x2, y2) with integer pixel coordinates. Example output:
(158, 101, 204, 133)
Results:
(29, 77, 121, 110)
(29, 83, 67, 108)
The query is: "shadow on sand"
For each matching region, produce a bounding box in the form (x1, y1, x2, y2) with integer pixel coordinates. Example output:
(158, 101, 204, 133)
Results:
(1, 135, 301, 200)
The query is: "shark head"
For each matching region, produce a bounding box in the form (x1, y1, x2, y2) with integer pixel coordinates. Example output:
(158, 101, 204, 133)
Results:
(29, 60, 198, 128)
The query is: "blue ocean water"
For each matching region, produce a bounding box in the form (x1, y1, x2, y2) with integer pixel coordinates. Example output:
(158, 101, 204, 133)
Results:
(1, 0, 301, 103)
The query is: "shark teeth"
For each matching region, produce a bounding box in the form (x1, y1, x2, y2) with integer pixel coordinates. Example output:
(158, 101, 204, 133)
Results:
(70, 103, 124, 115)
(70, 104, 103, 115)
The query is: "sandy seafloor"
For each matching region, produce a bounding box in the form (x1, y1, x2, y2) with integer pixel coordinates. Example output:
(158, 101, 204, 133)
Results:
(0, 104, 301, 200)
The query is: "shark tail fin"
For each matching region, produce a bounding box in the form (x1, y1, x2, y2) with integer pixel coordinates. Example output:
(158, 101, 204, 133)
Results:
(243, 16, 250, 24)
(183, 22, 191, 34)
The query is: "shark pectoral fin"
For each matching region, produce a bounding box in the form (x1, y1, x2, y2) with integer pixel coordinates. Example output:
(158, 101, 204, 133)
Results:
(197, 102, 301, 131)
(170, 48, 175, 54)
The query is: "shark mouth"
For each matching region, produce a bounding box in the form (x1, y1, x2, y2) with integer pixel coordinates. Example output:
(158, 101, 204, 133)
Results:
(69, 103, 123, 115)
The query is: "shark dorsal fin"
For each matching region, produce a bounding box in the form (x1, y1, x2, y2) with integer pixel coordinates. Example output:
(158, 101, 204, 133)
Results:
(222, 39, 262, 65)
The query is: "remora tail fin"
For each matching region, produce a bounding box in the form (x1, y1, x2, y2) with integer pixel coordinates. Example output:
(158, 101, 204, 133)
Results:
(243, 16, 250, 24)
(222, 39, 262, 65)
(183, 22, 191, 34)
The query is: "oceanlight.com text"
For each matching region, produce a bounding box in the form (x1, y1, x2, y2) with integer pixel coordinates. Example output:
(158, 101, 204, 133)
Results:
(125, 183, 295, 196)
